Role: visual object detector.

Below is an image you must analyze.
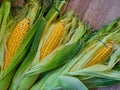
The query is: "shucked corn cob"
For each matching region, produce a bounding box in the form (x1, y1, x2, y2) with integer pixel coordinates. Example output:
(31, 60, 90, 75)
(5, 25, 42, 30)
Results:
(84, 42, 113, 68)
(3, 18, 30, 71)
(40, 20, 65, 59)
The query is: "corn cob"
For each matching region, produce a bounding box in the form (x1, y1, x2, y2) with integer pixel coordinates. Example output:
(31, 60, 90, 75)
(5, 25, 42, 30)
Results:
(3, 18, 30, 71)
(40, 20, 65, 59)
(84, 42, 113, 68)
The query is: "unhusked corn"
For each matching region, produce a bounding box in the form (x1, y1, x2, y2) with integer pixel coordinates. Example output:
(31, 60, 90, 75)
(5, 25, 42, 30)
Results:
(84, 42, 113, 68)
(3, 18, 30, 71)
(40, 20, 65, 60)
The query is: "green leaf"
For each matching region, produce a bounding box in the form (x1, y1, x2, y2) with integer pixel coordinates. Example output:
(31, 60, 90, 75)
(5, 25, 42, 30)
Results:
(9, 17, 46, 90)
(17, 42, 83, 90)
(25, 42, 83, 76)
(82, 77, 119, 88)
(0, 69, 16, 90)
(58, 76, 88, 90)
(68, 64, 109, 76)
(0, 40, 5, 72)
(68, 64, 120, 80)
(1, 12, 42, 78)
(69, 20, 86, 43)
(0, 0, 11, 43)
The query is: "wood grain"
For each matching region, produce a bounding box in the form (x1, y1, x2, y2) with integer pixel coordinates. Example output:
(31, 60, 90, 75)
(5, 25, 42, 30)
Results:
(82, 0, 120, 29)
(66, 0, 91, 19)
(67, 0, 120, 29)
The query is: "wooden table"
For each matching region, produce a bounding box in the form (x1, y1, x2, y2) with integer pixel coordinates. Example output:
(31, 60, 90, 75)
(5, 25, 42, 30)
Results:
(12, 0, 120, 90)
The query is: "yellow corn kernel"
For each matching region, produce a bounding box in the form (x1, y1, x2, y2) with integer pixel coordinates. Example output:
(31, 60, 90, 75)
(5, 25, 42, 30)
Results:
(3, 18, 30, 71)
(84, 42, 113, 68)
(40, 20, 65, 60)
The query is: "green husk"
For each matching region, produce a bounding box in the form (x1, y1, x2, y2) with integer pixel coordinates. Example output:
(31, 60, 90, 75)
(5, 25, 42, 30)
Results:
(0, 1, 40, 89)
(26, 42, 83, 76)
(68, 19, 85, 43)
(86, 64, 120, 88)
(0, 70, 15, 90)
(18, 12, 86, 90)
(1, 15, 41, 76)
(0, 40, 32, 90)
(0, 0, 11, 66)
(39, 0, 66, 48)
(86, 17, 120, 45)
(1, 0, 40, 76)
(82, 77, 119, 88)
(4, 0, 40, 41)
(9, 17, 46, 90)
(31, 17, 120, 89)
(0, 0, 11, 74)
(26, 0, 39, 26)
(9, 4, 46, 90)
(0, 40, 5, 73)
(9, 1, 66, 90)
(30, 68, 64, 90)
(30, 21, 87, 90)
(68, 32, 120, 77)
(41, 66, 67, 90)
(18, 41, 84, 90)
(0, 1, 4, 26)
(57, 76, 88, 90)
(9, 1, 72, 89)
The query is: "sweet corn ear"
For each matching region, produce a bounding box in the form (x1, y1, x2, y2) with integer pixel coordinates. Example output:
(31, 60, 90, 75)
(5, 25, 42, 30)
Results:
(40, 20, 65, 60)
(3, 18, 30, 71)
(84, 43, 113, 68)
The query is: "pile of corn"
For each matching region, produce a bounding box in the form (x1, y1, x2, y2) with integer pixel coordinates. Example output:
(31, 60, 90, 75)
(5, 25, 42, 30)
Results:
(0, 0, 120, 90)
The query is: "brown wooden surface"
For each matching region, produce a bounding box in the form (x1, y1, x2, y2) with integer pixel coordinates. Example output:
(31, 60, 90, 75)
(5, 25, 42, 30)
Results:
(66, 0, 120, 90)
(67, 0, 120, 29)
(12, 0, 120, 90)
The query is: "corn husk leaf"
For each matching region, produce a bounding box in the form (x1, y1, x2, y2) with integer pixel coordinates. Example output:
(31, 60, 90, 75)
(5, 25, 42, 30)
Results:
(24, 10, 86, 77)
(68, 31, 120, 76)
(9, 17, 46, 90)
(57, 76, 88, 90)
(10, 1, 66, 90)
(11, 1, 67, 90)
(25, 41, 84, 76)
(18, 41, 84, 89)
(0, 1, 4, 26)
(82, 77, 119, 88)
(30, 65, 66, 90)
(0, 69, 15, 90)
(1, 0, 40, 77)
(0, 1, 11, 65)
(31, 17, 120, 89)
(0, 40, 5, 73)
(0, 0, 11, 43)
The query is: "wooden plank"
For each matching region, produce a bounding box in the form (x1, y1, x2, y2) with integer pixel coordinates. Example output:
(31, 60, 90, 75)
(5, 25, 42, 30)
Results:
(96, 84, 120, 90)
(82, 0, 120, 29)
(66, 0, 91, 19)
